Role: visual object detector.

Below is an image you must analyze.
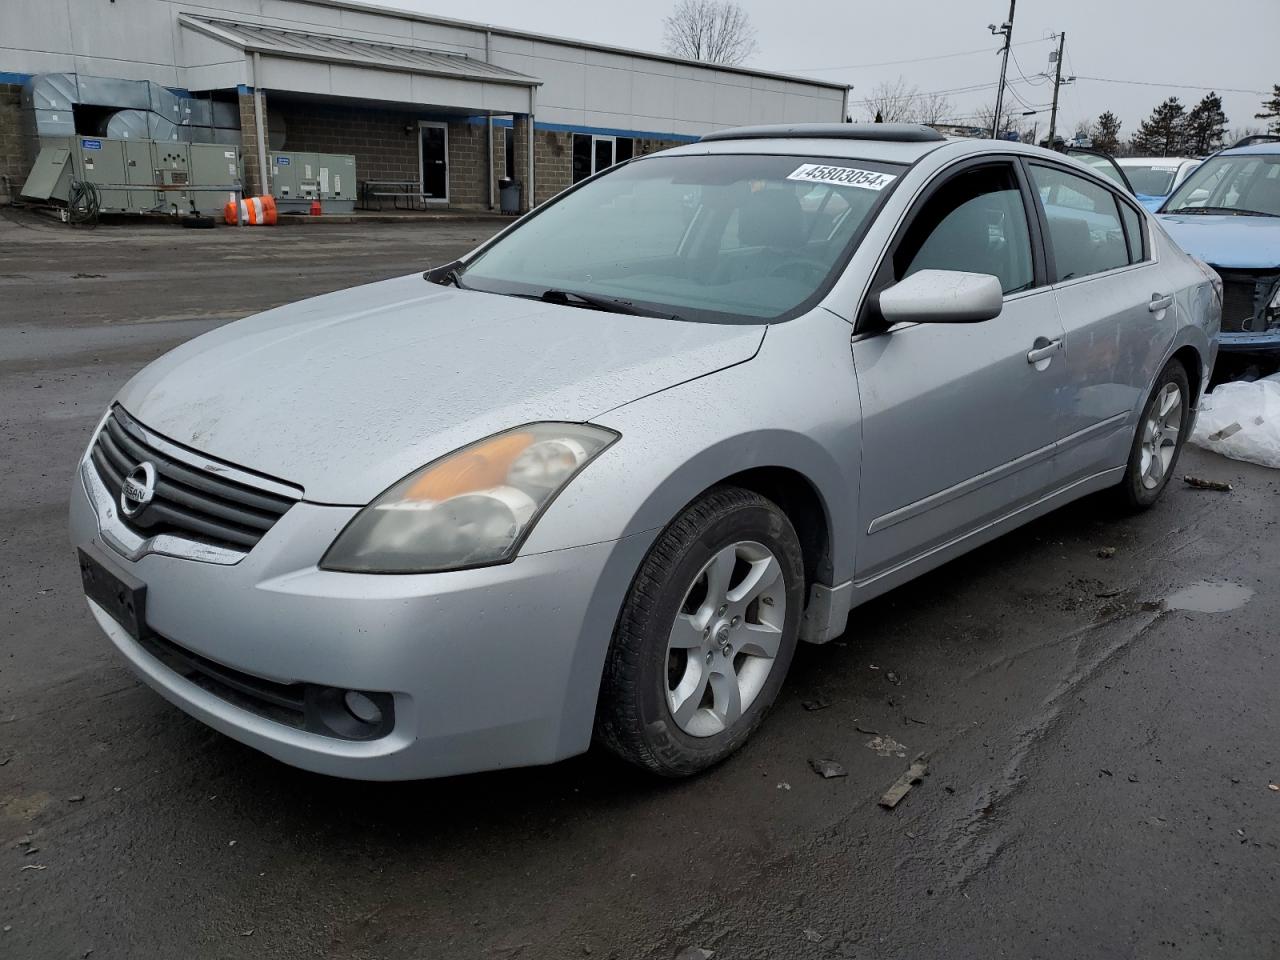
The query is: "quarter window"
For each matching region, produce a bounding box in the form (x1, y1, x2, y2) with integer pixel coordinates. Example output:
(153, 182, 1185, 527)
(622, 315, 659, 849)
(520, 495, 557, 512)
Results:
(1029, 164, 1129, 281)
(894, 164, 1034, 295)
(1118, 201, 1145, 263)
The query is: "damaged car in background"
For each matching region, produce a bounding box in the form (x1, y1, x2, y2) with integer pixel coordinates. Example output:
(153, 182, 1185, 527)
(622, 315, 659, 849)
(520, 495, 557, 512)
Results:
(1157, 137, 1280, 354)
(71, 125, 1219, 781)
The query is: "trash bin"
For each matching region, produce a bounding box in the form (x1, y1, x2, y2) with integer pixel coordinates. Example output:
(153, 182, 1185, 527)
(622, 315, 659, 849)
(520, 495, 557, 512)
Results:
(499, 178, 521, 215)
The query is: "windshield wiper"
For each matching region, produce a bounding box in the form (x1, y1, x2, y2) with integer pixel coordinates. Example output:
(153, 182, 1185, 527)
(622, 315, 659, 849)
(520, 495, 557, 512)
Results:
(1173, 206, 1278, 217)
(422, 259, 467, 287)
(533, 288, 684, 320)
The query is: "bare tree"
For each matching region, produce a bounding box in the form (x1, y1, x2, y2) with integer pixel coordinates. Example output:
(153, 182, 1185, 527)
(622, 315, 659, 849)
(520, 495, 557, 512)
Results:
(914, 91, 954, 126)
(863, 76, 921, 123)
(662, 0, 758, 66)
(975, 101, 1022, 140)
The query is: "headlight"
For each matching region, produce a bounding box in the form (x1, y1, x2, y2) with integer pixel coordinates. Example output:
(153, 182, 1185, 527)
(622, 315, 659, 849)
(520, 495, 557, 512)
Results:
(320, 423, 617, 573)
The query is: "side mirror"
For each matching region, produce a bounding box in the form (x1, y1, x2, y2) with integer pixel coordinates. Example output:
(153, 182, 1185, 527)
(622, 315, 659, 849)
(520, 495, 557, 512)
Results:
(878, 269, 1004, 325)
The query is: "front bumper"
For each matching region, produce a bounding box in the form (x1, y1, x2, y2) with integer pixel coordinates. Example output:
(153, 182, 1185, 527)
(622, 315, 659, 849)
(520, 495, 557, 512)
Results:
(1218, 329, 1280, 354)
(70, 456, 650, 780)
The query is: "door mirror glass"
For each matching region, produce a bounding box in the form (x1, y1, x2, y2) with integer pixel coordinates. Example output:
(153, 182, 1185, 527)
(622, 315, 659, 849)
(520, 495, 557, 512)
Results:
(878, 269, 1004, 325)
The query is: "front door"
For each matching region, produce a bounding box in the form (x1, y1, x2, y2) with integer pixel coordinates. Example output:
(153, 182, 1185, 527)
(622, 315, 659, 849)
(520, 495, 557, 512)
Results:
(420, 123, 448, 201)
(851, 161, 1067, 580)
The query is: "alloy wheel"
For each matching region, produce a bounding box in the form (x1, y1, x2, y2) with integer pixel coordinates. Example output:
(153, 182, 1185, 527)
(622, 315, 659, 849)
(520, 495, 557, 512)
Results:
(664, 540, 787, 737)
(1139, 381, 1183, 490)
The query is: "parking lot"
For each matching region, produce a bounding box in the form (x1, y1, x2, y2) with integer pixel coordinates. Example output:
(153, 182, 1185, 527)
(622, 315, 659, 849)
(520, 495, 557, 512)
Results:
(2, 209, 1278, 960)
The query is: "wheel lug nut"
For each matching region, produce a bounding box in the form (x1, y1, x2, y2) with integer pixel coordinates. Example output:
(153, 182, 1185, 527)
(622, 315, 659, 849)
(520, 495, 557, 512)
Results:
(717, 604, 728, 616)
(731, 616, 740, 628)
(702, 626, 711, 639)
(705, 651, 714, 664)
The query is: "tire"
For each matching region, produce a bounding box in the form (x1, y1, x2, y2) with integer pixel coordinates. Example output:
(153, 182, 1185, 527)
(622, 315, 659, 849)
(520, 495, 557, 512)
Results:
(595, 486, 805, 777)
(1116, 359, 1191, 510)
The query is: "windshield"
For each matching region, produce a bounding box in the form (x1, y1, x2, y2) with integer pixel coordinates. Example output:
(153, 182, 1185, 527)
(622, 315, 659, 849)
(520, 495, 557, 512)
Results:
(1163, 153, 1280, 216)
(1123, 163, 1180, 197)
(460, 153, 904, 323)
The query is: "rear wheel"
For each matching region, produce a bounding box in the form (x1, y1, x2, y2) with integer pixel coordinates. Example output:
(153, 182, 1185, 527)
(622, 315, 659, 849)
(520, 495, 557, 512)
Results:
(595, 486, 804, 777)
(1117, 360, 1190, 509)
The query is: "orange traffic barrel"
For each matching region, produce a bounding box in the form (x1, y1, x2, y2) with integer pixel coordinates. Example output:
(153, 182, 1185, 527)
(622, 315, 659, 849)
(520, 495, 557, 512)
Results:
(224, 195, 277, 226)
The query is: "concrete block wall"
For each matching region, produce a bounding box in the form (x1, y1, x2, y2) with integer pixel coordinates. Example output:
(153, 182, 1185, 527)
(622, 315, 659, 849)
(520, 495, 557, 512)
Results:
(445, 119, 490, 210)
(238, 92, 268, 196)
(512, 115, 530, 212)
(534, 129, 572, 206)
(0, 83, 36, 201)
(273, 100, 420, 192)
(634, 137, 687, 157)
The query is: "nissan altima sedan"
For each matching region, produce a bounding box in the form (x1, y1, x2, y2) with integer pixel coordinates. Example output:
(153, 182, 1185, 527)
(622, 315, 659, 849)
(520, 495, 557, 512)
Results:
(71, 124, 1220, 780)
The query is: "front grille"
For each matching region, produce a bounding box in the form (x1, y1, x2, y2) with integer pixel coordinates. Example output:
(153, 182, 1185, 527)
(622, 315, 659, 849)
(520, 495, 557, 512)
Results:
(1215, 269, 1269, 334)
(90, 408, 297, 552)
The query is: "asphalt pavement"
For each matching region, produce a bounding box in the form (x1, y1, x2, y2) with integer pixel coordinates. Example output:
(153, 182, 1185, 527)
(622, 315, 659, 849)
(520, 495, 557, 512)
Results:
(1, 208, 1277, 960)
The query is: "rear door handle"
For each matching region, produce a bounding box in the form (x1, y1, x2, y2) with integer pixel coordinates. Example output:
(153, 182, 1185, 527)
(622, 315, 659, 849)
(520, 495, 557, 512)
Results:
(1026, 338, 1063, 364)
(1149, 293, 1174, 312)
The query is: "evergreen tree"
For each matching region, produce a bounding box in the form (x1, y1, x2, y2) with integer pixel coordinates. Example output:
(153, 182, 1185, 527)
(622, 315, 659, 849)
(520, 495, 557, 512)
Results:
(1185, 92, 1228, 154)
(1256, 84, 1280, 135)
(1093, 111, 1122, 154)
(1131, 97, 1187, 155)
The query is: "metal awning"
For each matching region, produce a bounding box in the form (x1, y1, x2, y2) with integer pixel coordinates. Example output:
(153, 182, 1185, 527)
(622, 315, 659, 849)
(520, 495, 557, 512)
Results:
(179, 15, 541, 87)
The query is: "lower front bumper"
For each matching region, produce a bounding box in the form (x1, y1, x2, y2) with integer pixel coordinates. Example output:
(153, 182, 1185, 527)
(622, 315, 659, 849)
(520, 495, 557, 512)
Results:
(1218, 330, 1280, 354)
(71, 461, 652, 780)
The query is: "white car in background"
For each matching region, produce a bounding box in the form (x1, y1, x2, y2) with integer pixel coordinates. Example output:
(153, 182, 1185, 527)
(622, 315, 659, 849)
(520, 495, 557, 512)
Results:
(1117, 157, 1201, 211)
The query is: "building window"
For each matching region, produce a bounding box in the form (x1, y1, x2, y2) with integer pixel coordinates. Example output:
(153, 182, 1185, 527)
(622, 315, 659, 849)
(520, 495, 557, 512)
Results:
(572, 134, 633, 183)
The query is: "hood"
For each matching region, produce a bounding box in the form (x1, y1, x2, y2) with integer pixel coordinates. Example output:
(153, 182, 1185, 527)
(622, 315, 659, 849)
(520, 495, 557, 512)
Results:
(117, 274, 765, 503)
(1155, 214, 1280, 271)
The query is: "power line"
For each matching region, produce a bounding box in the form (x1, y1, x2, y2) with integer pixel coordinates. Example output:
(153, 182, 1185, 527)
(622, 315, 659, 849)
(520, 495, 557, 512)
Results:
(786, 36, 1052, 74)
(1074, 75, 1269, 96)
(1009, 49, 1050, 86)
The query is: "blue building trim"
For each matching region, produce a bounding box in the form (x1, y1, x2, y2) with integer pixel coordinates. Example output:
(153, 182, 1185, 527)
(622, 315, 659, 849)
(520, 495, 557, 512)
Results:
(0, 71, 32, 85)
(466, 115, 699, 143)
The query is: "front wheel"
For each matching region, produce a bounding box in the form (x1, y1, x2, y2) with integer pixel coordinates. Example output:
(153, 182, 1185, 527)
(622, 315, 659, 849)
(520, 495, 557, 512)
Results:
(1117, 360, 1191, 509)
(595, 486, 805, 777)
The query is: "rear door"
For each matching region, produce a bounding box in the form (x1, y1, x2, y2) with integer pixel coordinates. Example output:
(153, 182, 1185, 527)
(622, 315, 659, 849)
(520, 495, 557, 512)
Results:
(850, 159, 1067, 580)
(1026, 161, 1173, 485)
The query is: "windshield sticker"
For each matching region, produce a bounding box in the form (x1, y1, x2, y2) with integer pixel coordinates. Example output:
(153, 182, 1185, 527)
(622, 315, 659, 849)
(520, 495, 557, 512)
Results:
(787, 164, 897, 190)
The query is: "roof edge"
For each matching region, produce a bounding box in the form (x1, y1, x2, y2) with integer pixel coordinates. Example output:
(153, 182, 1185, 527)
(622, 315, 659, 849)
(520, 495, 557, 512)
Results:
(280, 0, 852, 93)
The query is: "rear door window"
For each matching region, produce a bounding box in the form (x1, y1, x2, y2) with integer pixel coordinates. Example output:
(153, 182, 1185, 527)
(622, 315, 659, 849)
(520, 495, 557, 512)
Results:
(1029, 164, 1130, 281)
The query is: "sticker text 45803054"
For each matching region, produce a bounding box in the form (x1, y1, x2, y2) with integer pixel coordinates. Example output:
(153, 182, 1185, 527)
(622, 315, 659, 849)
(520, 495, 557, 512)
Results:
(786, 164, 897, 191)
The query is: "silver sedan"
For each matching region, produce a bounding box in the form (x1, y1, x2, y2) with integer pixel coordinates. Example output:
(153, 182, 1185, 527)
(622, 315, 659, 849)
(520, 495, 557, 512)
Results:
(70, 124, 1220, 779)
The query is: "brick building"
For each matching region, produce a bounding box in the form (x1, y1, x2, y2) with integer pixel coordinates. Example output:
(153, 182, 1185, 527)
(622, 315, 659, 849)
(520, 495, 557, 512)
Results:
(1, 0, 848, 211)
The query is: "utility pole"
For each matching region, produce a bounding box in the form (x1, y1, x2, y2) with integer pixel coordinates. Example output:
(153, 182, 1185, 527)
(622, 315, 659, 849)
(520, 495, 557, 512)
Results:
(989, 0, 1016, 138)
(1047, 31, 1066, 149)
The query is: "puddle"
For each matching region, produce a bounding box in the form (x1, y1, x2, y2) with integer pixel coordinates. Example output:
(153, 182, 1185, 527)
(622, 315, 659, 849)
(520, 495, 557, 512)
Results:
(1162, 580, 1254, 613)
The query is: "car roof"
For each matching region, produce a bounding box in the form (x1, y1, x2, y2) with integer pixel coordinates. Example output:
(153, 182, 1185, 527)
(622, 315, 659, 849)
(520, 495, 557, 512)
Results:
(662, 125, 1088, 168)
(1217, 142, 1280, 157)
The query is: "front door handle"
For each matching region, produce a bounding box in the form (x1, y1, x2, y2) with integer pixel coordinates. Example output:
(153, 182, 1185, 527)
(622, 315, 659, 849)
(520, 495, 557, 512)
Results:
(1026, 338, 1063, 364)
(1149, 293, 1174, 312)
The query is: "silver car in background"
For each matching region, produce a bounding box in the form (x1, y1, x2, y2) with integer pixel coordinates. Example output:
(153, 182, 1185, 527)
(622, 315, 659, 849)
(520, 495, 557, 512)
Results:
(71, 124, 1220, 780)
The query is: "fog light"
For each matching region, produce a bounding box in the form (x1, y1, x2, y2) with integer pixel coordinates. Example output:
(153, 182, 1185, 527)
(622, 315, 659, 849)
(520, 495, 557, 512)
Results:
(343, 689, 383, 725)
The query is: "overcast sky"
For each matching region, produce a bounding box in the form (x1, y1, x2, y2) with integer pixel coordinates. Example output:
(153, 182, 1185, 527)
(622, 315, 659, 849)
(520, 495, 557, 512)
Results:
(367, 0, 1277, 139)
